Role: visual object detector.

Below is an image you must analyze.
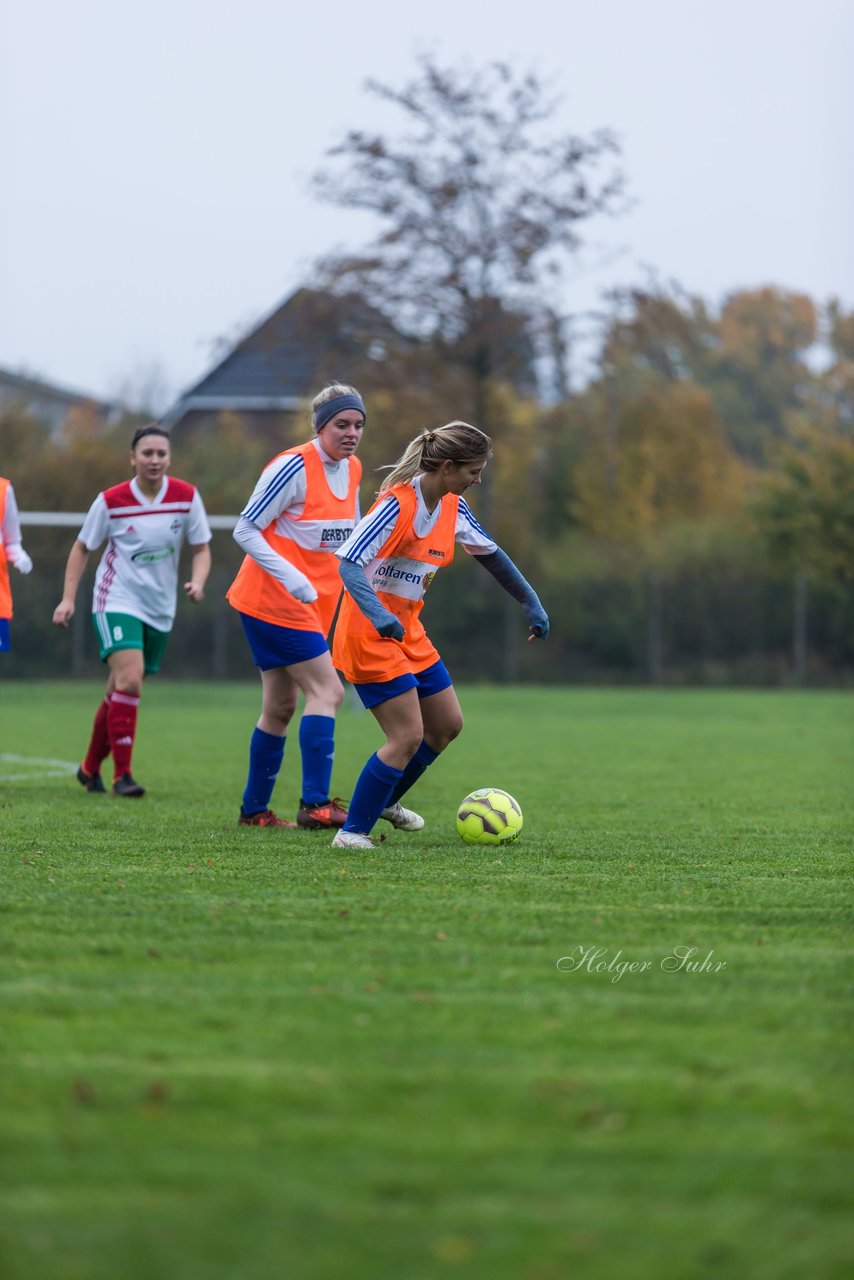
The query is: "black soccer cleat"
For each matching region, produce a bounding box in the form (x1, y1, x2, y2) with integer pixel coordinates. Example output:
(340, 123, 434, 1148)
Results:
(77, 764, 106, 794)
(112, 772, 146, 798)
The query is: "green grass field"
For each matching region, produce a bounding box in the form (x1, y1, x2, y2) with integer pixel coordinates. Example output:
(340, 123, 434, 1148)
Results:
(1, 682, 852, 1280)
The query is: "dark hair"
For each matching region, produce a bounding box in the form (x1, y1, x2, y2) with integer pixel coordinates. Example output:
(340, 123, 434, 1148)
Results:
(131, 422, 170, 449)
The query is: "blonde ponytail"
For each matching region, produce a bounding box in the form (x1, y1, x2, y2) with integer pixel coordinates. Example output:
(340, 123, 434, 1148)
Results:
(378, 421, 492, 495)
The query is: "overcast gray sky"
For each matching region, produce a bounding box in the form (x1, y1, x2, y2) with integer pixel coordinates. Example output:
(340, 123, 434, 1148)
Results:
(1, 0, 851, 409)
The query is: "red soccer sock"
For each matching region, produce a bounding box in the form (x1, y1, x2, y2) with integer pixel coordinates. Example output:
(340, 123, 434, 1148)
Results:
(83, 694, 112, 777)
(108, 692, 140, 779)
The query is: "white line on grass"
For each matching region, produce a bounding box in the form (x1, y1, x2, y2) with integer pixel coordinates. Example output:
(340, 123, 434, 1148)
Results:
(0, 753, 79, 782)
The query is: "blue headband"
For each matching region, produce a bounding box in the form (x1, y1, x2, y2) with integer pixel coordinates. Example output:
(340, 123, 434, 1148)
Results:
(315, 394, 366, 430)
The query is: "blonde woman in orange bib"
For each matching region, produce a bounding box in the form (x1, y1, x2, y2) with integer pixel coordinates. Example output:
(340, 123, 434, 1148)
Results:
(331, 422, 549, 850)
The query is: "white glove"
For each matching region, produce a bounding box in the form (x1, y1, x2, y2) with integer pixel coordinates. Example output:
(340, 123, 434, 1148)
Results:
(8, 545, 33, 574)
(290, 578, 319, 604)
(233, 516, 317, 603)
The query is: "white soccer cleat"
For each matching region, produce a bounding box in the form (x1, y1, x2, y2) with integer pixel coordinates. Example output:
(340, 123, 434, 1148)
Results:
(332, 829, 380, 850)
(380, 802, 425, 831)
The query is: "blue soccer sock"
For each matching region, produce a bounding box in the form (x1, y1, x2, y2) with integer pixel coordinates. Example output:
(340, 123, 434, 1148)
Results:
(385, 739, 440, 807)
(241, 727, 286, 816)
(344, 753, 403, 835)
(299, 714, 336, 806)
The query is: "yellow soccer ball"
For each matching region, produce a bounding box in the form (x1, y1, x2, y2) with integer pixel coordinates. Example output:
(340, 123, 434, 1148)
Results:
(456, 788, 523, 845)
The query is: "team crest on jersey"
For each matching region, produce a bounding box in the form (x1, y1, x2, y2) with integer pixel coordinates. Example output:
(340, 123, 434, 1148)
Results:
(170, 518, 182, 533)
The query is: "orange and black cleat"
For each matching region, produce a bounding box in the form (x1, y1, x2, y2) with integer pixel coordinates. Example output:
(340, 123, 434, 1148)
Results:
(238, 808, 298, 829)
(296, 797, 349, 829)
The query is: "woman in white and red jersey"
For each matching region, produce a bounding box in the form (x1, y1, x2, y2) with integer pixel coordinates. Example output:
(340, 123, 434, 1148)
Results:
(226, 382, 369, 830)
(331, 421, 549, 850)
(52, 424, 212, 797)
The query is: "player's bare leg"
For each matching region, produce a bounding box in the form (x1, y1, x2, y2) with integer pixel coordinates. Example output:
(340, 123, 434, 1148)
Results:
(418, 684, 464, 754)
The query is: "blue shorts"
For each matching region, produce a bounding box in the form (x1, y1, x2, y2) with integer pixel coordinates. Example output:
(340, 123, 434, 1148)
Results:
(0, 618, 10, 652)
(238, 612, 328, 670)
(353, 658, 453, 709)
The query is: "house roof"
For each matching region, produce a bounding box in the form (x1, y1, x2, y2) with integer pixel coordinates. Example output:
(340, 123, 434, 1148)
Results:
(0, 365, 115, 412)
(161, 288, 391, 429)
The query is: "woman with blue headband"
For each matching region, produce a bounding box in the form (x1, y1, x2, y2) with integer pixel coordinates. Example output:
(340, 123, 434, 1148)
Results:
(227, 382, 368, 830)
